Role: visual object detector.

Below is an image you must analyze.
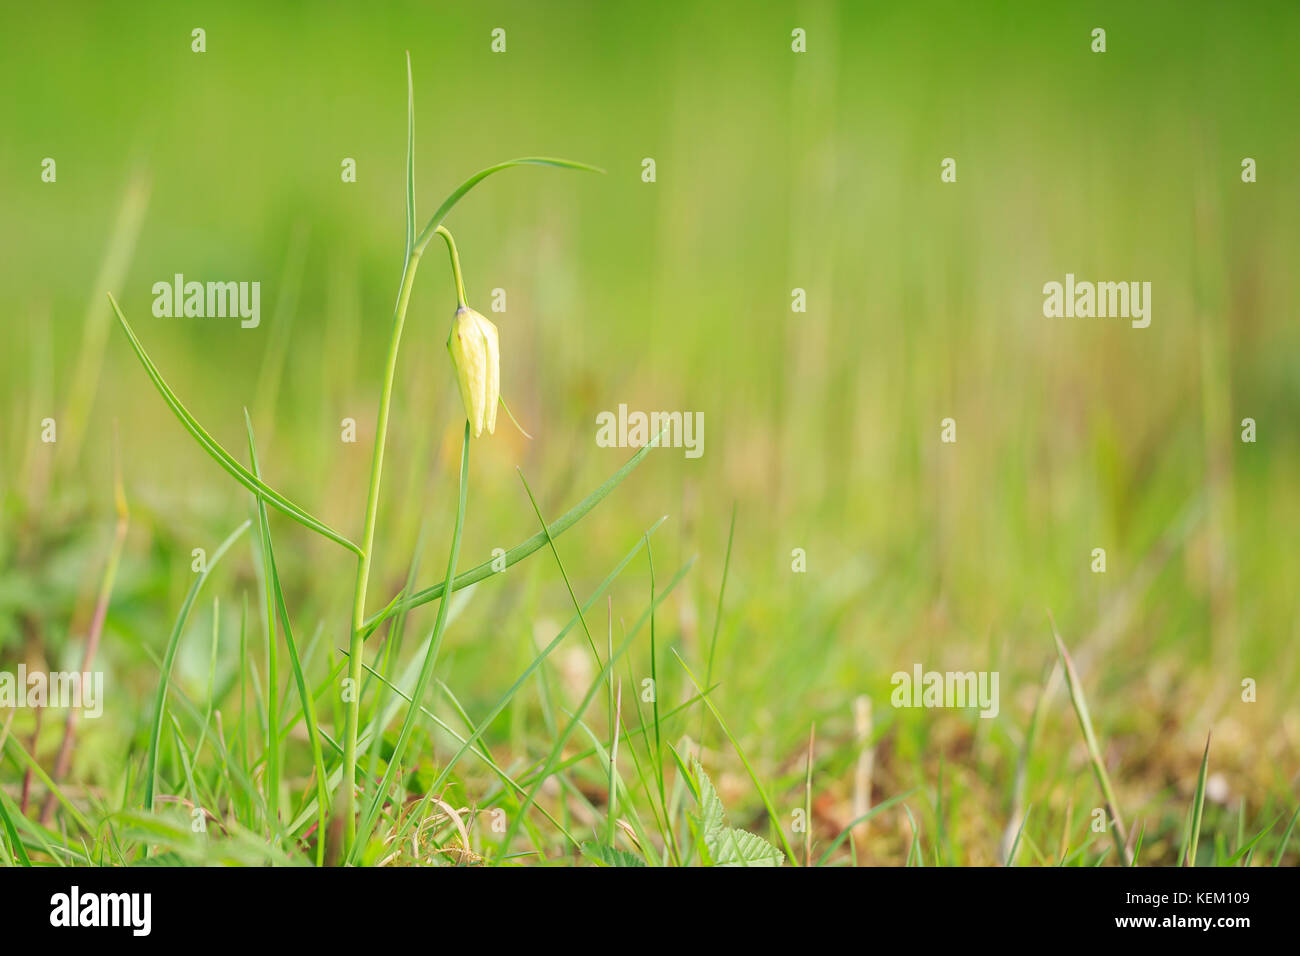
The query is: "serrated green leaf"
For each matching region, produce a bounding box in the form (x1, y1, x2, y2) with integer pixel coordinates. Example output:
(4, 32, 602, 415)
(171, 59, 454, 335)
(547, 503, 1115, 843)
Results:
(691, 757, 783, 867)
(580, 842, 646, 867)
(707, 827, 783, 867)
(693, 758, 727, 835)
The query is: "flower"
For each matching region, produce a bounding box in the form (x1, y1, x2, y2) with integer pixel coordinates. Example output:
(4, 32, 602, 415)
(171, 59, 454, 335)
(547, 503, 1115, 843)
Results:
(447, 306, 499, 437)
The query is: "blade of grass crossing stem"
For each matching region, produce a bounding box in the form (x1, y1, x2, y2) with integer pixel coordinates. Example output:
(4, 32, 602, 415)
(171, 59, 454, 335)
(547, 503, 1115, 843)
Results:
(428, 519, 670, 794)
(364, 429, 671, 634)
(1182, 732, 1211, 866)
(351, 423, 470, 863)
(672, 650, 799, 865)
(246, 413, 330, 865)
(144, 521, 250, 817)
(108, 294, 360, 556)
(1050, 621, 1130, 864)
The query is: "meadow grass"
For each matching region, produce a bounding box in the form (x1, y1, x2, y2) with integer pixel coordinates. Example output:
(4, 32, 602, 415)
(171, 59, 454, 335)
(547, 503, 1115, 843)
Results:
(2, 3, 1298, 868)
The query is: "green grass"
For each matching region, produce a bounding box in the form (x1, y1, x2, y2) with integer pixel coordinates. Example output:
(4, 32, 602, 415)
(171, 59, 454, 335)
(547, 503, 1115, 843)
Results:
(2, 1, 1298, 867)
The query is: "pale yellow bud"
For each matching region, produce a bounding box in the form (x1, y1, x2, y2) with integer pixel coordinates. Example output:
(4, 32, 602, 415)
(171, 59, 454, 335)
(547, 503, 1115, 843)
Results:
(447, 306, 499, 437)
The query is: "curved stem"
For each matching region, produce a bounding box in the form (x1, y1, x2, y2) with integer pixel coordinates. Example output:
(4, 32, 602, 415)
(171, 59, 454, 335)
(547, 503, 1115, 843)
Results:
(435, 225, 468, 308)
(338, 222, 467, 857)
(335, 143, 597, 860)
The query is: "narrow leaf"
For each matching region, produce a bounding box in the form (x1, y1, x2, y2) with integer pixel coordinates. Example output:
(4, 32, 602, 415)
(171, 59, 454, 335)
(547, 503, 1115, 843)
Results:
(109, 294, 361, 556)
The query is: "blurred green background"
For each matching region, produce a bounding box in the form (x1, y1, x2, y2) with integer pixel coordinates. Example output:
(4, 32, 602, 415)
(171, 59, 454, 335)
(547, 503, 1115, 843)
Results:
(2, 0, 1297, 863)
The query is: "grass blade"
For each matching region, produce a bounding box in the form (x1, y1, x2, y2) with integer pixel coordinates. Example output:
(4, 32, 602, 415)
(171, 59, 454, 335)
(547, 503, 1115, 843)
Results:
(514, 468, 602, 665)
(814, 789, 920, 866)
(245, 412, 330, 865)
(0, 792, 33, 866)
(1274, 803, 1300, 866)
(108, 294, 361, 556)
(494, 586, 663, 861)
(1224, 813, 1279, 866)
(351, 422, 471, 862)
(1182, 732, 1211, 866)
(1050, 618, 1130, 864)
(1130, 820, 1145, 866)
(144, 521, 250, 816)
(1006, 805, 1032, 868)
(364, 427, 671, 634)
(431, 546, 689, 799)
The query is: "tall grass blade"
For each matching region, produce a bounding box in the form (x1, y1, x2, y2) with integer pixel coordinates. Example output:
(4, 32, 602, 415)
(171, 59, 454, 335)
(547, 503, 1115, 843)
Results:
(144, 521, 249, 815)
(245, 412, 331, 865)
(1050, 618, 1130, 864)
(1182, 732, 1211, 866)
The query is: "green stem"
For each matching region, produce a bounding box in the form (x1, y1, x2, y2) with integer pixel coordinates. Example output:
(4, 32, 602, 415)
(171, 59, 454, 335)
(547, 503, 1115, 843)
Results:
(339, 223, 469, 857)
(340, 245, 423, 856)
(435, 226, 468, 308)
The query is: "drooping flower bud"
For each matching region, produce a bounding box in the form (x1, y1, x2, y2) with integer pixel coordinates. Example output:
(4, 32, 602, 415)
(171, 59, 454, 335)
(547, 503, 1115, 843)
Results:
(447, 306, 499, 437)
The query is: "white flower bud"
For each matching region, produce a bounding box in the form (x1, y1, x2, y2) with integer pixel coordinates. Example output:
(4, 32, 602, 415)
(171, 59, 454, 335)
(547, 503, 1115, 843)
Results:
(447, 306, 499, 437)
